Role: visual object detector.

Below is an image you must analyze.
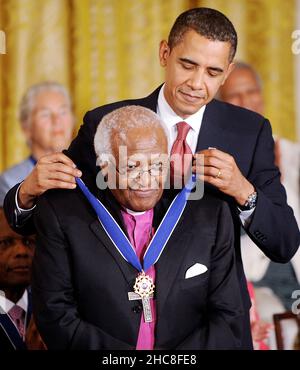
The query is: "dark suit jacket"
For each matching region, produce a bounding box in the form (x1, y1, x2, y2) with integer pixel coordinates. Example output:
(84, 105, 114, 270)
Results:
(0, 288, 31, 351)
(32, 186, 244, 350)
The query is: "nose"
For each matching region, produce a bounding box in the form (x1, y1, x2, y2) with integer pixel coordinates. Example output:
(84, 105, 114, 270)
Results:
(137, 169, 152, 188)
(51, 112, 62, 128)
(188, 69, 205, 90)
(13, 241, 32, 259)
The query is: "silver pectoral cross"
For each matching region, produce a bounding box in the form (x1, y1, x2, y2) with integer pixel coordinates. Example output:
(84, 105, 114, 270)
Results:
(128, 291, 153, 323)
(128, 272, 155, 323)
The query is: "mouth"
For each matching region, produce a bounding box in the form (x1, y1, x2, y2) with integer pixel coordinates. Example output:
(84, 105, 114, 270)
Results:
(53, 131, 65, 136)
(179, 90, 206, 103)
(9, 266, 31, 273)
(131, 189, 158, 198)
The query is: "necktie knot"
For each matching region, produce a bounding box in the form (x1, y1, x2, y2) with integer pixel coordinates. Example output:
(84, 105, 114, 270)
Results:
(9, 305, 24, 320)
(176, 121, 191, 140)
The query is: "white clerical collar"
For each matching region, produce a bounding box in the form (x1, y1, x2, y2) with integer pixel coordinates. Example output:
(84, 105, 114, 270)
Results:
(157, 84, 206, 133)
(0, 289, 28, 314)
(125, 208, 146, 216)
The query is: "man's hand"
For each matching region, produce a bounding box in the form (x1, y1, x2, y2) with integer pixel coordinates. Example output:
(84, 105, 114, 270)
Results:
(18, 153, 82, 209)
(193, 148, 255, 206)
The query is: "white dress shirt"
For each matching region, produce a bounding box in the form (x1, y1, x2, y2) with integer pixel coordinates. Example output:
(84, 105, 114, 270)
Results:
(157, 85, 206, 154)
(0, 289, 28, 315)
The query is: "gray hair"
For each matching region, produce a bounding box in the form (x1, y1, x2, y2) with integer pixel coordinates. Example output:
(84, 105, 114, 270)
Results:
(19, 81, 72, 129)
(231, 61, 262, 89)
(94, 105, 169, 165)
(217, 61, 263, 101)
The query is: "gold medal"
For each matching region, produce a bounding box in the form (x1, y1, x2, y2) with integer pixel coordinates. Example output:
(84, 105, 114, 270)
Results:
(133, 271, 155, 298)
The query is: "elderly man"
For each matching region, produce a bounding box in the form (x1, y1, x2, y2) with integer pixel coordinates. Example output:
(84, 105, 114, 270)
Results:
(32, 105, 243, 350)
(0, 81, 77, 207)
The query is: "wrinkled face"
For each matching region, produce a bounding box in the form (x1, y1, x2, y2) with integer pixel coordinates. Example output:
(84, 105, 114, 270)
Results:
(24, 90, 74, 153)
(159, 30, 234, 118)
(107, 127, 168, 212)
(0, 214, 35, 290)
(219, 68, 264, 115)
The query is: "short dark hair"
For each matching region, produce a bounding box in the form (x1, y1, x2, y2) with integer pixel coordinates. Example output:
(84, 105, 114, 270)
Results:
(168, 8, 238, 62)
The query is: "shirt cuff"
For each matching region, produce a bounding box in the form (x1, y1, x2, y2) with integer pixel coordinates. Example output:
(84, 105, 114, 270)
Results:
(15, 182, 36, 212)
(238, 207, 256, 228)
(14, 183, 36, 227)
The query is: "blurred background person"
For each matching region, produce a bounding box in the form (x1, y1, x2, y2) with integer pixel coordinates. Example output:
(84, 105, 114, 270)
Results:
(0, 81, 75, 206)
(0, 208, 45, 350)
(219, 61, 300, 349)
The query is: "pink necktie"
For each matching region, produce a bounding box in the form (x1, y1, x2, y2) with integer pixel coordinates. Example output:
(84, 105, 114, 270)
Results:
(170, 121, 193, 185)
(8, 305, 25, 338)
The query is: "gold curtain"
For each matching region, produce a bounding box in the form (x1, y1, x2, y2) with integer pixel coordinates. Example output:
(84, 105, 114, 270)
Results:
(0, 0, 297, 172)
(197, 0, 297, 141)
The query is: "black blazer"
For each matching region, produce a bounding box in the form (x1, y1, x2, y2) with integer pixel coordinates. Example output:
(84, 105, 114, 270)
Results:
(32, 186, 244, 350)
(0, 288, 31, 351)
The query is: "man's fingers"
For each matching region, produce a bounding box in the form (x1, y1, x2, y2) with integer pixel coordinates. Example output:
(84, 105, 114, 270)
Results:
(48, 170, 78, 184)
(197, 174, 223, 186)
(46, 180, 77, 190)
(40, 152, 77, 168)
(46, 162, 82, 178)
(195, 148, 233, 162)
(192, 164, 226, 179)
(195, 156, 228, 169)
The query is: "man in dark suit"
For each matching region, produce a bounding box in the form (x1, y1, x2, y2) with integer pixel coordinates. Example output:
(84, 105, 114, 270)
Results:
(3, 7, 300, 348)
(32, 105, 243, 350)
(0, 208, 44, 350)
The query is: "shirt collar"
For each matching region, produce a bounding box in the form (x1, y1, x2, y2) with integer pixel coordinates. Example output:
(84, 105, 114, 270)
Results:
(125, 208, 146, 216)
(0, 289, 28, 314)
(157, 84, 206, 132)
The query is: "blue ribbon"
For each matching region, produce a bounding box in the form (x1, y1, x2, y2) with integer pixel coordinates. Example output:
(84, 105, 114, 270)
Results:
(29, 155, 37, 165)
(76, 175, 196, 273)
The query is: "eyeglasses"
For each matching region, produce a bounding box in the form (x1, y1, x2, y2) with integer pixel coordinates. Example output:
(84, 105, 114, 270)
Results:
(0, 237, 36, 251)
(111, 161, 168, 179)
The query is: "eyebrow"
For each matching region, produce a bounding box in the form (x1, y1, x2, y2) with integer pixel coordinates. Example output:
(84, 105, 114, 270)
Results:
(37, 104, 69, 111)
(178, 58, 224, 73)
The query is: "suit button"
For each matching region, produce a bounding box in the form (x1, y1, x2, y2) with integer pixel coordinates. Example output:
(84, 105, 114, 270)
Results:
(132, 305, 142, 313)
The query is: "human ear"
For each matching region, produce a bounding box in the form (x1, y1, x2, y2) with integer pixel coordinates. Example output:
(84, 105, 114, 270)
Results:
(159, 40, 170, 67)
(221, 62, 235, 85)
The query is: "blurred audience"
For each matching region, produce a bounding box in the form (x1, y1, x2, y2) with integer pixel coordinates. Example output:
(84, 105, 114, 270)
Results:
(0, 81, 75, 206)
(219, 61, 300, 349)
(0, 208, 45, 350)
(248, 282, 272, 350)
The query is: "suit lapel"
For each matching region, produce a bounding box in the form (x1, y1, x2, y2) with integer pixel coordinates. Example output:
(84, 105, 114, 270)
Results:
(140, 85, 161, 113)
(196, 100, 229, 153)
(155, 204, 192, 316)
(89, 220, 137, 285)
(89, 188, 137, 285)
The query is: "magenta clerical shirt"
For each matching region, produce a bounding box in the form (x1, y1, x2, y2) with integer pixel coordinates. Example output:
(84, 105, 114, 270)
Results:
(121, 208, 156, 350)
